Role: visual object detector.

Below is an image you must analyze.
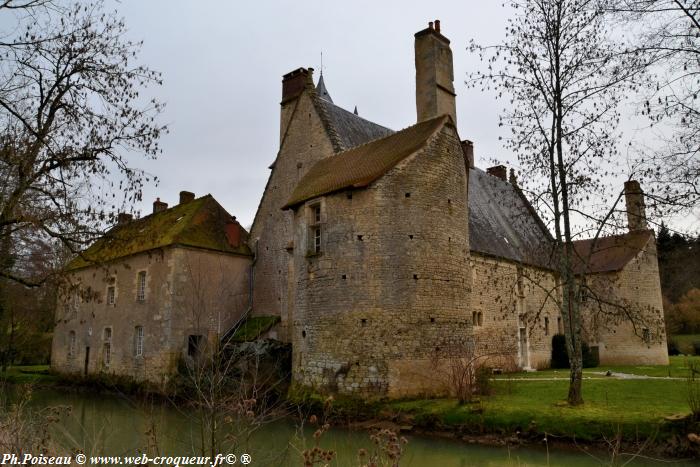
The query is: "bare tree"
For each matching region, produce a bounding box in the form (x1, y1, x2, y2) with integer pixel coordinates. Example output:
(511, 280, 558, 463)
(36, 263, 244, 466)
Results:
(608, 1, 700, 216)
(0, 0, 165, 289)
(469, 0, 649, 405)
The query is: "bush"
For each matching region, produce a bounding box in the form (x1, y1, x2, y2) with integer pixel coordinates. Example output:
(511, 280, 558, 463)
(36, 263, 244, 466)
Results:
(582, 343, 599, 368)
(551, 334, 569, 368)
(668, 339, 681, 356)
(692, 341, 700, 356)
(474, 366, 492, 396)
(550, 334, 599, 369)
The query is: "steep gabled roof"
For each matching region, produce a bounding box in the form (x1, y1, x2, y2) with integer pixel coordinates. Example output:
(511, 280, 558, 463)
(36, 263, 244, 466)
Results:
(572, 229, 654, 274)
(311, 76, 393, 152)
(284, 115, 449, 209)
(316, 98, 393, 150)
(67, 195, 251, 270)
(468, 168, 554, 268)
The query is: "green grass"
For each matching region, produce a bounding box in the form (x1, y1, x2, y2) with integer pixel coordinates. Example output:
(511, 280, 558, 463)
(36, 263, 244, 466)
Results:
(495, 355, 700, 379)
(0, 365, 58, 385)
(671, 334, 700, 354)
(389, 379, 690, 441)
(386, 357, 699, 441)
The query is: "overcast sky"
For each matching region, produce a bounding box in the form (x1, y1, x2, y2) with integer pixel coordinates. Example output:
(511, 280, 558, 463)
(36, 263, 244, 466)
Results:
(111, 0, 512, 228)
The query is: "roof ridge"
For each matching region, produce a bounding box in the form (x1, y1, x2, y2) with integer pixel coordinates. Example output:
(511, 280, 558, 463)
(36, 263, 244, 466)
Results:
(308, 81, 346, 152)
(331, 114, 448, 158)
(284, 115, 451, 209)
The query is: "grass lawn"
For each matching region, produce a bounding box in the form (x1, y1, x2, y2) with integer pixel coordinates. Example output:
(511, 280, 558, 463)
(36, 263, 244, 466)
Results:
(388, 358, 696, 441)
(493, 355, 700, 379)
(0, 365, 58, 385)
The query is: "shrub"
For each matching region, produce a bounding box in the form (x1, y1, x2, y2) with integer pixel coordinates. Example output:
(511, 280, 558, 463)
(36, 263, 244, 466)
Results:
(668, 339, 681, 356)
(581, 343, 599, 368)
(551, 334, 569, 368)
(693, 341, 700, 356)
(474, 366, 492, 396)
(550, 334, 599, 369)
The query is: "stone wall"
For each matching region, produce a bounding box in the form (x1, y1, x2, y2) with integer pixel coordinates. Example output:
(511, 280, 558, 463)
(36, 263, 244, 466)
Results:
(51, 246, 251, 386)
(582, 237, 669, 365)
(249, 85, 336, 342)
(290, 123, 472, 398)
(471, 253, 561, 371)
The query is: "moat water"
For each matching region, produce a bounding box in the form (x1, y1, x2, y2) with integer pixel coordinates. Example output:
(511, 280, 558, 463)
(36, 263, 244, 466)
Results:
(12, 388, 698, 466)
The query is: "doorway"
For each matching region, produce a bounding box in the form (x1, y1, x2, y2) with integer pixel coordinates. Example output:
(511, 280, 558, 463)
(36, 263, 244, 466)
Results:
(518, 328, 529, 369)
(84, 346, 90, 376)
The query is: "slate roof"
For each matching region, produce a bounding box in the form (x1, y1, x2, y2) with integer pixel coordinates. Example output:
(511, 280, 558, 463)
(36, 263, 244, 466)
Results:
(313, 76, 393, 152)
(284, 115, 449, 209)
(468, 168, 554, 267)
(67, 195, 251, 270)
(316, 74, 333, 103)
(572, 229, 653, 274)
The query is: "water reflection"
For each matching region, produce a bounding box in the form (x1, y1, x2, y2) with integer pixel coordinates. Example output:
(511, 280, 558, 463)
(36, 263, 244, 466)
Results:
(17, 389, 698, 467)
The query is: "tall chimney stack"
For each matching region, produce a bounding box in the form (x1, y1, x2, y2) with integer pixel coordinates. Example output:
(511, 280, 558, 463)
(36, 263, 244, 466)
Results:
(624, 180, 647, 231)
(414, 20, 457, 124)
(280, 67, 313, 142)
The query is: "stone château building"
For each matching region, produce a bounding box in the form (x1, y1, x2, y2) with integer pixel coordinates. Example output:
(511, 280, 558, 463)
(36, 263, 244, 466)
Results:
(52, 20, 668, 395)
(51, 193, 251, 385)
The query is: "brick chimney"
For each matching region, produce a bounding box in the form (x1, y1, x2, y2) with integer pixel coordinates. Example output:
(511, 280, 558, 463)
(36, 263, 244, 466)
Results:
(487, 165, 507, 181)
(624, 180, 647, 231)
(179, 191, 195, 204)
(117, 213, 133, 225)
(281, 67, 312, 104)
(153, 197, 168, 214)
(280, 67, 313, 142)
(461, 140, 474, 169)
(415, 20, 457, 124)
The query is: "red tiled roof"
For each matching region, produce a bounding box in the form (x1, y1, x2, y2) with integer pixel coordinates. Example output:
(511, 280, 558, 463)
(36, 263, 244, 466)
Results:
(572, 230, 654, 274)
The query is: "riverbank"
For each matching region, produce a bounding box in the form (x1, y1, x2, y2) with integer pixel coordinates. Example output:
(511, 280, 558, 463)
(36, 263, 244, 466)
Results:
(5, 358, 700, 460)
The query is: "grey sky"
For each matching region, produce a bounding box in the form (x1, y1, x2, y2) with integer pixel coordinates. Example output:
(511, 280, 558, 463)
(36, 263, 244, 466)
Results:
(115, 1, 511, 228)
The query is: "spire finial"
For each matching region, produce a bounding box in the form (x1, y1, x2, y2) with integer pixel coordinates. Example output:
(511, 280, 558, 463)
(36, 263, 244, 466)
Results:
(320, 50, 323, 76)
(354, 105, 358, 115)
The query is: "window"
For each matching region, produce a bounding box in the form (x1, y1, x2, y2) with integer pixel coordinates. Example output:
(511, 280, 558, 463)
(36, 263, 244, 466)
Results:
(188, 335, 204, 358)
(102, 343, 111, 367)
(557, 317, 563, 334)
(642, 328, 651, 344)
(136, 271, 146, 301)
(134, 326, 144, 357)
(103, 327, 112, 342)
(107, 286, 116, 306)
(472, 311, 483, 327)
(308, 204, 323, 255)
(544, 317, 550, 336)
(68, 331, 76, 358)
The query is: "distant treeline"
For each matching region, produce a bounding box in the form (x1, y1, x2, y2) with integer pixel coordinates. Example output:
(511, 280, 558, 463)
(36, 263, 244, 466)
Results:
(658, 224, 700, 335)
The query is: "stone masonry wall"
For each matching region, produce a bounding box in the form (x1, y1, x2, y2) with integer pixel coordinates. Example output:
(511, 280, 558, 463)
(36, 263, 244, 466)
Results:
(471, 253, 561, 370)
(51, 246, 251, 387)
(249, 88, 336, 342)
(582, 237, 669, 365)
(291, 124, 472, 398)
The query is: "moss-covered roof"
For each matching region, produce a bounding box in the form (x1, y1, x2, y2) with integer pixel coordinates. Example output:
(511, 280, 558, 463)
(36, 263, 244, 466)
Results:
(230, 316, 281, 342)
(67, 195, 251, 270)
(283, 115, 449, 209)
